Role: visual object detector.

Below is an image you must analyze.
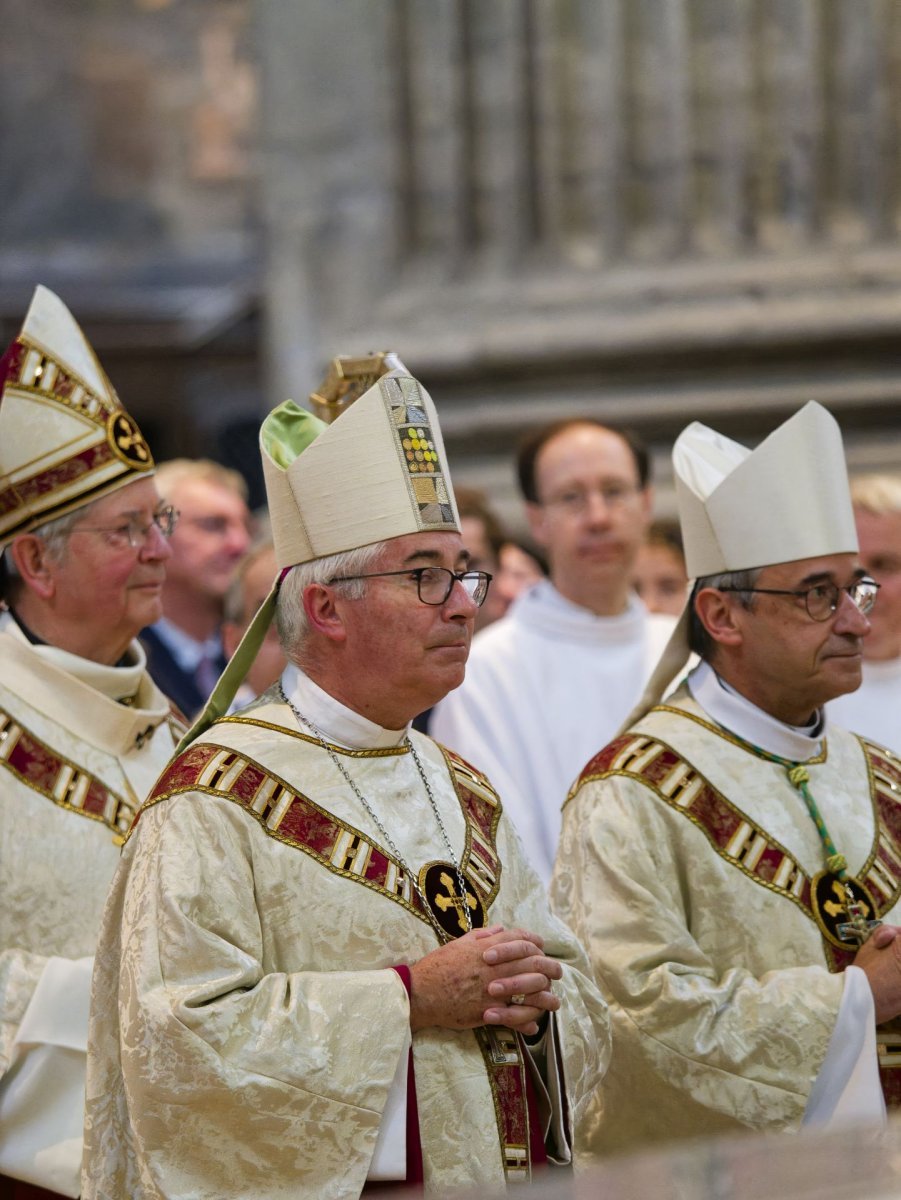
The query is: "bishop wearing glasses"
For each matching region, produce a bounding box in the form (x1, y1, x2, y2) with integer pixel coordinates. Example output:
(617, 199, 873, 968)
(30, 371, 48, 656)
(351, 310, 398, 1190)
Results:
(0, 287, 183, 1197)
(83, 357, 609, 1198)
(552, 401, 901, 1152)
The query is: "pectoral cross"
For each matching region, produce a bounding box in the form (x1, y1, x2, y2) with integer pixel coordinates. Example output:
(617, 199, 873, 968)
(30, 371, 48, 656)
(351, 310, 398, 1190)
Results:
(433, 870, 477, 932)
(833, 883, 881, 946)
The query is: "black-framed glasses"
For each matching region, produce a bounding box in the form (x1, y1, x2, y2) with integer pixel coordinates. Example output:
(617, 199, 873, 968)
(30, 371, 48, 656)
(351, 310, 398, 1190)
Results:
(328, 566, 493, 607)
(718, 578, 880, 622)
(72, 505, 180, 552)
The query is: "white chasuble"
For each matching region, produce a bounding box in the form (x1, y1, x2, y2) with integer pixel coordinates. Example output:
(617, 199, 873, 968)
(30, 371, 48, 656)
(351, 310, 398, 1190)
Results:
(83, 687, 609, 1199)
(551, 675, 901, 1154)
(0, 620, 181, 1196)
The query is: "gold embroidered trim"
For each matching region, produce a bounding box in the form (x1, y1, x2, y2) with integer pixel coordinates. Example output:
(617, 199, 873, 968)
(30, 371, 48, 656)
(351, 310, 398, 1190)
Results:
(137, 740, 503, 933)
(572, 725, 901, 942)
(473, 1027, 532, 1183)
(0, 706, 135, 839)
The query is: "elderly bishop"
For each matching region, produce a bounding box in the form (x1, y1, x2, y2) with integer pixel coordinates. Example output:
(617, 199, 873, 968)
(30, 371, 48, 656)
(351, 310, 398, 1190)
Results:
(0, 287, 182, 1198)
(83, 358, 609, 1198)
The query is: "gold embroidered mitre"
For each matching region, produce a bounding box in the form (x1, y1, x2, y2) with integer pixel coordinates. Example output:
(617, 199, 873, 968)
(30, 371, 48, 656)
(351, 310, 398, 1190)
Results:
(180, 358, 461, 750)
(264, 365, 461, 570)
(0, 285, 154, 549)
(308, 351, 408, 425)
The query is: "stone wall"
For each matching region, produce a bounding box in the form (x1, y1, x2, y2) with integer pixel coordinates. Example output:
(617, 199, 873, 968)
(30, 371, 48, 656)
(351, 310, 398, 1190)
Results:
(4, 1, 901, 525)
(259, 0, 901, 522)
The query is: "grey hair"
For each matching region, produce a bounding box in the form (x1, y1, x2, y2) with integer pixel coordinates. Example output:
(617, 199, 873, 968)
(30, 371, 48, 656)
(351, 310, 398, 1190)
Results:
(1, 504, 94, 603)
(688, 567, 762, 659)
(275, 540, 390, 662)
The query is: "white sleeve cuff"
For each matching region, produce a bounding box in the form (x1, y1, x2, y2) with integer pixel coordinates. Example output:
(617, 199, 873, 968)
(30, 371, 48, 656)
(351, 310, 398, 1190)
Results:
(803, 965, 885, 1128)
(14, 956, 94, 1053)
(522, 1015, 571, 1164)
(0, 956, 94, 1197)
(366, 1027, 411, 1181)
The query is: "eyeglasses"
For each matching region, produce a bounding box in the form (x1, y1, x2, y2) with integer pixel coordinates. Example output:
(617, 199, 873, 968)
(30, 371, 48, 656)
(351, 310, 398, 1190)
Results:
(72, 505, 180, 551)
(541, 483, 642, 514)
(718, 578, 880, 622)
(328, 566, 493, 607)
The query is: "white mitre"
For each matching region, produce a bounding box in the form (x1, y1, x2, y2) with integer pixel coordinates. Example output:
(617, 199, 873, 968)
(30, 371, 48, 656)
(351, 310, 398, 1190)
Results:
(263, 369, 460, 570)
(623, 401, 858, 729)
(183, 361, 461, 747)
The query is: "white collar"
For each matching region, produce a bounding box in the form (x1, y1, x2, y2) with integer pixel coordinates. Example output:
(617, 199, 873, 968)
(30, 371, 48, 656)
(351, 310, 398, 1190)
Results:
(688, 659, 825, 761)
(3, 611, 157, 707)
(280, 662, 408, 751)
(511, 578, 649, 643)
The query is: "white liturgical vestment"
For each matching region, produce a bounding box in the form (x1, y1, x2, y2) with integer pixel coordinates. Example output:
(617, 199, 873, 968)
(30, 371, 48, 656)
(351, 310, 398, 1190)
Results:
(430, 580, 676, 883)
(551, 661, 901, 1153)
(0, 614, 180, 1196)
(83, 666, 610, 1199)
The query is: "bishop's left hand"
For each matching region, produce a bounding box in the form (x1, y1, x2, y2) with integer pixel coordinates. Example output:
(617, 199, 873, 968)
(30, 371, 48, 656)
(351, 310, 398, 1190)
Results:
(476, 925, 562, 1035)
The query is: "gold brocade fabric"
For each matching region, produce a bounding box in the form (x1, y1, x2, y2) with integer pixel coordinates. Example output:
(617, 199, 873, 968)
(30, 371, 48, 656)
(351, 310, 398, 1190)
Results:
(0, 626, 179, 1070)
(551, 687, 901, 1155)
(0, 624, 181, 1193)
(83, 699, 609, 1199)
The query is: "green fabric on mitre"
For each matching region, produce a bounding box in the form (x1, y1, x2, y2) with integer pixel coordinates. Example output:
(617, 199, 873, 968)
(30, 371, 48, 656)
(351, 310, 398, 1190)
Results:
(261, 400, 327, 470)
(176, 581, 280, 753)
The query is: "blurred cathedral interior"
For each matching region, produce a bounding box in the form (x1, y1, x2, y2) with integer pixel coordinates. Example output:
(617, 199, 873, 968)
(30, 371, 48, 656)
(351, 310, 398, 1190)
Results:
(4, 0, 901, 526)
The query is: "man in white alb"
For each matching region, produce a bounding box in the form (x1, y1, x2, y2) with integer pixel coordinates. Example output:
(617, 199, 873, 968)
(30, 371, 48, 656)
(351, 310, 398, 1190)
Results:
(431, 418, 675, 883)
(828, 474, 901, 754)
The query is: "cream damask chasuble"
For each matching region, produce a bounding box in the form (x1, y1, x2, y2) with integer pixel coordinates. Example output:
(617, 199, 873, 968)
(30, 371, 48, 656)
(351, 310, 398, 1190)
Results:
(553, 687, 901, 1154)
(84, 698, 610, 1199)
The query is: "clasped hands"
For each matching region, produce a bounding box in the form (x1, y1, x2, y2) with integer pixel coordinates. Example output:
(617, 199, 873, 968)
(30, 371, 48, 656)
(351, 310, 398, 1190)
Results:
(853, 922, 901, 1026)
(409, 924, 562, 1036)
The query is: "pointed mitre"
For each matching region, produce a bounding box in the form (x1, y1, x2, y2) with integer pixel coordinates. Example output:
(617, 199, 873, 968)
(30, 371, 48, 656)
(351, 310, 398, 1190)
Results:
(676, 400, 857, 578)
(180, 357, 460, 750)
(0, 286, 154, 550)
(623, 401, 858, 730)
(263, 365, 460, 569)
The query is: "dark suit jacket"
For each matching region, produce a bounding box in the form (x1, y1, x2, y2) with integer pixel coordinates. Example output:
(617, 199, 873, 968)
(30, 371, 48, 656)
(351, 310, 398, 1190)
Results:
(140, 625, 227, 722)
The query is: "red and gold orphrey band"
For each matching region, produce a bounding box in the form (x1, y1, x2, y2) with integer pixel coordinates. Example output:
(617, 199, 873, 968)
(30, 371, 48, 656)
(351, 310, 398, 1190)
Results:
(0, 706, 135, 838)
(574, 714, 901, 1105)
(0, 333, 153, 541)
(138, 731, 535, 1182)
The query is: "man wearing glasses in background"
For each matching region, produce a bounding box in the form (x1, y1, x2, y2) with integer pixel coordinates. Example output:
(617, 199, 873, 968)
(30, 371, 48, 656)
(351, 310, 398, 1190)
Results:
(84, 359, 608, 1199)
(0, 287, 183, 1198)
(140, 457, 252, 720)
(432, 417, 676, 885)
(553, 402, 901, 1153)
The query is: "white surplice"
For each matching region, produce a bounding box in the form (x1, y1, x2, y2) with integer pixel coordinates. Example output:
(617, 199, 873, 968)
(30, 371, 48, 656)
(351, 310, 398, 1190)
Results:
(828, 655, 901, 756)
(430, 581, 676, 883)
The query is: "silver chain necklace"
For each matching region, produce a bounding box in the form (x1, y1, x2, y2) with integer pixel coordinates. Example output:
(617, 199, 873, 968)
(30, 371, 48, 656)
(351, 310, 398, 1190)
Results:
(278, 684, 472, 937)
